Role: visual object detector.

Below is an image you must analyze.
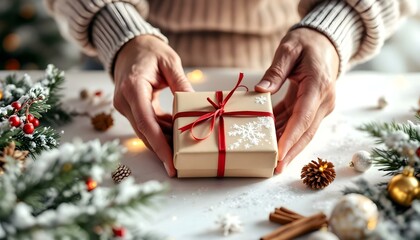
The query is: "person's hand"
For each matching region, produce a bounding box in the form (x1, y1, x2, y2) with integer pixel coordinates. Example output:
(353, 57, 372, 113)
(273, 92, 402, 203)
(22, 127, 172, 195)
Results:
(255, 28, 339, 174)
(113, 35, 194, 177)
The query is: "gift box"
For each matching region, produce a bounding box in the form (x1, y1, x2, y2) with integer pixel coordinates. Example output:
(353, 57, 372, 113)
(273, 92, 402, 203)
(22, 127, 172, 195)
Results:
(173, 73, 278, 178)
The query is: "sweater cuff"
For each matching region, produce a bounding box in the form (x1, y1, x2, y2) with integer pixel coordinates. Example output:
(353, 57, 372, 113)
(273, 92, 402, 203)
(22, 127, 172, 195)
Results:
(292, 0, 364, 76)
(92, 2, 168, 74)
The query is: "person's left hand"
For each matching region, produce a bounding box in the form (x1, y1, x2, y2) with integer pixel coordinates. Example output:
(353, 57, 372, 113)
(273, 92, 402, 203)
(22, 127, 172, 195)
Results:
(255, 28, 340, 174)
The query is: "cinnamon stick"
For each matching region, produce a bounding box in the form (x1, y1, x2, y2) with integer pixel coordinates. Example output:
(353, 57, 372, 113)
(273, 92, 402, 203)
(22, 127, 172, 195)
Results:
(269, 213, 299, 225)
(269, 207, 304, 225)
(261, 212, 327, 240)
(275, 207, 304, 218)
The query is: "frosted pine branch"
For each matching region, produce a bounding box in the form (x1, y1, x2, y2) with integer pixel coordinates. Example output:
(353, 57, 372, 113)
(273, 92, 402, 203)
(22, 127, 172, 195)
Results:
(358, 118, 420, 176)
(0, 65, 73, 157)
(0, 140, 165, 239)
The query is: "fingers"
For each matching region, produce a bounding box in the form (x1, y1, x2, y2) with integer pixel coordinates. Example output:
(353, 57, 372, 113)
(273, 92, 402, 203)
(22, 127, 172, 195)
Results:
(115, 97, 153, 150)
(160, 54, 194, 93)
(125, 82, 177, 177)
(275, 103, 328, 174)
(275, 82, 321, 171)
(127, 109, 173, 152)
(255, 43, 301, 94)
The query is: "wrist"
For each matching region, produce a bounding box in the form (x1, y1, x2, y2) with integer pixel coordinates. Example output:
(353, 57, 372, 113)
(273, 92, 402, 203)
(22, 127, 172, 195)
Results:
(292, 0, 363, 77)
(92, 2, 168, 75)
(298, 28, 339, 78)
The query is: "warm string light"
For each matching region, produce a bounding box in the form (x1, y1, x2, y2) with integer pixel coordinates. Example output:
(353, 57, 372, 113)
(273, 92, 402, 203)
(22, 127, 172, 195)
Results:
(123, 137, 146, 153)
(187, 69, 205, 84)
(3, 33, 20, 52)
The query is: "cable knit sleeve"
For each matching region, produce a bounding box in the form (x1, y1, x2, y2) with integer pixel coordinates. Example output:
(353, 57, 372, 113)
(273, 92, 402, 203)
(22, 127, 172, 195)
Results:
(293, 0, 417, 75)
(44, 0, 167, 72)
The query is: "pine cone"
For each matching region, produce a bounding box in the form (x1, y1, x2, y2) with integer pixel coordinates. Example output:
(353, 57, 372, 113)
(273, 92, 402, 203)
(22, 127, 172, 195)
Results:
(91, 112, 114, 131)
(80, 89, 90, 100)
(0, 141, 29, 174)
(112, 164, 131, 183)
(301, 158, 336, 190)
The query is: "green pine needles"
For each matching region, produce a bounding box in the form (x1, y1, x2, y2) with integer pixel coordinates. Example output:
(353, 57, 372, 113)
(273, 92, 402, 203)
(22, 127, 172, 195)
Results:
(358, 114, 420, 176)
(0, 140, 166, 239)
(0, 64, 72, 126)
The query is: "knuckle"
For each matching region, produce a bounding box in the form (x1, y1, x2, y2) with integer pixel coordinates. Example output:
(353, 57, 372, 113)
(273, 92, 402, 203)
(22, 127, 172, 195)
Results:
(317, 76, 331, 92)
(166, 52, 182, 65)
(301, 129, 316, 144)
(279, 43, 299, 56)
(295, 111, 313, 131)
(314, 75, 335, 100)
(134, 117, 149, 135)
(266, 64, 286, 81)
(172, 70, 186, 84)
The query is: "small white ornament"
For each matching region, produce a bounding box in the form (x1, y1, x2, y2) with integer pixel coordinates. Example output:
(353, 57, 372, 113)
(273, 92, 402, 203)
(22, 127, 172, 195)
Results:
(377, 96, 388, 109)
(215, 213, 243, 236)
(307, 230, 339, 240)
(349, 151, 372, 172)
(330, 194, 378, 240)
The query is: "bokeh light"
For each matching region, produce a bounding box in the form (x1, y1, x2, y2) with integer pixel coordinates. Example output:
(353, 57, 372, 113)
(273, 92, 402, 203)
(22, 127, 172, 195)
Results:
(187, 69, 205, 84)
(123, 137, 146, 153)
(3, 33, 21, 52)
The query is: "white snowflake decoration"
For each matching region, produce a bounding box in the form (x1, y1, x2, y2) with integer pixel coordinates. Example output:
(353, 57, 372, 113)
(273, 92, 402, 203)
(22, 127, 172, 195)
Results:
(255, 96, 267, 104)
(228, 117, 274, 150)
(216, 213, 243, 236)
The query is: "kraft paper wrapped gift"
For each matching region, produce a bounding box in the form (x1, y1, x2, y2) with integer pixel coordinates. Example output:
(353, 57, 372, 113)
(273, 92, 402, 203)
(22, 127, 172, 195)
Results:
(172, 74, 278, 178)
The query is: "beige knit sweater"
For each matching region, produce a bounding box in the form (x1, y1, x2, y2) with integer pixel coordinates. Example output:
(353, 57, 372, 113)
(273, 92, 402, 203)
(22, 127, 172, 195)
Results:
(45, 0, 416, 74)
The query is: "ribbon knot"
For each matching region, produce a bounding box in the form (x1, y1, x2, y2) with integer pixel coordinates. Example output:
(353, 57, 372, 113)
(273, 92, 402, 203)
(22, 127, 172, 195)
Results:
(178, 73, 246, 141)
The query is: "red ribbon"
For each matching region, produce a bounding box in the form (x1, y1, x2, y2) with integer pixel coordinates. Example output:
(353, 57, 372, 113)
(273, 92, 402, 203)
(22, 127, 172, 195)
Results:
(173, 73, 274, 177)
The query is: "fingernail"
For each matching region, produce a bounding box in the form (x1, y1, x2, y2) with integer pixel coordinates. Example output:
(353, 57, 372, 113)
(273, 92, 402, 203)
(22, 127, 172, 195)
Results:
(257, 80, 271, 90)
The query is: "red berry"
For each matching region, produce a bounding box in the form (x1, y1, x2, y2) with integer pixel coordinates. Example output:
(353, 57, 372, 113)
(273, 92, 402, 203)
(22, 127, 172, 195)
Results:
(32, 118, 40, 127)
(26, 114, 34, 123)
(8, 115, 21, 127)
(94, 90, 102, 97)
(11, 101, 21, 111)
(112, 227, 125, 237)
(86, 177, 97, 192)
(416, 147, 420, 158)
(23, 123, 34, 134)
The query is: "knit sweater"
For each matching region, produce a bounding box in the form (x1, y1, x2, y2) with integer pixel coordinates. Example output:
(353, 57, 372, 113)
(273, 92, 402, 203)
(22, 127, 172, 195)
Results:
(45, 0, 416, 74)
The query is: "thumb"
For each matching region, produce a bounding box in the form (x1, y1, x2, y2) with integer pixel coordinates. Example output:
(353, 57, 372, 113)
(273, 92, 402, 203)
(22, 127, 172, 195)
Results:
(162, 56, 194, 93)
(255, 44, 300, 94)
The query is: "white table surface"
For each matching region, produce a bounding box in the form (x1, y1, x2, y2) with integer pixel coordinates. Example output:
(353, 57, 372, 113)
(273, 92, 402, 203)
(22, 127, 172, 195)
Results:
(1, 69, 419, 239)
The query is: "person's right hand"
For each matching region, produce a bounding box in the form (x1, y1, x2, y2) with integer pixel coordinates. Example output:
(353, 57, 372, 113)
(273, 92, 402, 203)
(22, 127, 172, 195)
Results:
(113, 35, 194, 177)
